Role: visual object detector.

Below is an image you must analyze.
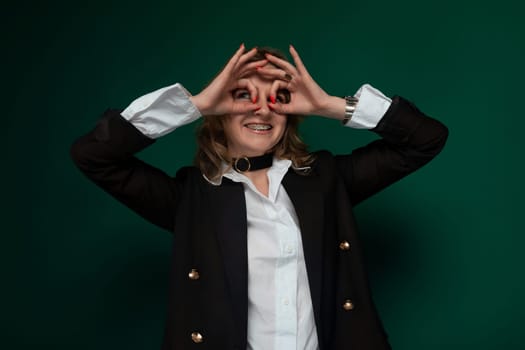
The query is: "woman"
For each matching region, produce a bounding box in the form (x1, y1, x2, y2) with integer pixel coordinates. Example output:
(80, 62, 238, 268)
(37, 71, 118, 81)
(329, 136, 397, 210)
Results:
(71, 44, 448, 349)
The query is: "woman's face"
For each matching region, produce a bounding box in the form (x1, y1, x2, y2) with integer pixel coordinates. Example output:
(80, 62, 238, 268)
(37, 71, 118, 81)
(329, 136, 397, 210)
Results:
(222, 73, 288, 158)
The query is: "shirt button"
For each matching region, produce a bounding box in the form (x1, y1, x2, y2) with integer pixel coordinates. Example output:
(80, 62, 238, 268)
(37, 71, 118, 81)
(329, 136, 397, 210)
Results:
(342, 299, 355, 311)
(283, 298, 290, 306)
(188, 268, 200, 280)
(339, 240, 351, 251)
(191, 332, 204, 343)
(286, 245, 293, 254)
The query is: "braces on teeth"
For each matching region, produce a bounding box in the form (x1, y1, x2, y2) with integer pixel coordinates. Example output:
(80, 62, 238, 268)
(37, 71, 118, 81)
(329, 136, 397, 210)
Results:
(247, 124, 272, 131)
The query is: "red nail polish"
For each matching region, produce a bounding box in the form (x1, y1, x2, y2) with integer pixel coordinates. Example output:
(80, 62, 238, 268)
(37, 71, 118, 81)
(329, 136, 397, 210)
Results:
(252, 96, 257, 103)
(270, 96, 276, 104)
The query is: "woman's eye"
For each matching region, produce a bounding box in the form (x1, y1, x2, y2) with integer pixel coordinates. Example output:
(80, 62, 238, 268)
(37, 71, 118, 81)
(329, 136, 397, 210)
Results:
(276, 89, 290, 104)
(233, 90, 251, 100)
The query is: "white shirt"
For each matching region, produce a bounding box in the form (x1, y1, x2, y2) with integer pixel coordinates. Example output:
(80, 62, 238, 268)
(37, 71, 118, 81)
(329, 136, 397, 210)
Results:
(121, 83, 391, 350)
(224, 159, 314, 349)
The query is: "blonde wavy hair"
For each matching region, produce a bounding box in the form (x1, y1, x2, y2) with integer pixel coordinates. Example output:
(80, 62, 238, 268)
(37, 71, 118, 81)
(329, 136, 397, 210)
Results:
(194, 47, 314, 181)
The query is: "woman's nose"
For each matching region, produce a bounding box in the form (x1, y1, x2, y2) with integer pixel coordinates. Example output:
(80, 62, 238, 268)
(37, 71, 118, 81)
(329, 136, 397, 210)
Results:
(254, 95, 272, 116)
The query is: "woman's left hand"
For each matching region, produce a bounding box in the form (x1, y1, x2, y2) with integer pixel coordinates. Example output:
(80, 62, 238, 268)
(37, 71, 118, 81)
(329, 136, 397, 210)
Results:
(258, 45, 345, 120)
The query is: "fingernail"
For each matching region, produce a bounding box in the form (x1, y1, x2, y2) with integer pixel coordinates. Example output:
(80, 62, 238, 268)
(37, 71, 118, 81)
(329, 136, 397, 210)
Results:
(268, 104, 274, 110)
(270, 96, 276, 104)
(240, 43, 244, 49)
(252, 96, 257, 103)
(254, 106, 261, 111)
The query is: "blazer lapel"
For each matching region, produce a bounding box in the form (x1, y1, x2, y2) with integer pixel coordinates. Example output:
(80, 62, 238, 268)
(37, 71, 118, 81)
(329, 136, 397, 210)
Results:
(206, 179, 248, 340)
(282, 169, 325, 330)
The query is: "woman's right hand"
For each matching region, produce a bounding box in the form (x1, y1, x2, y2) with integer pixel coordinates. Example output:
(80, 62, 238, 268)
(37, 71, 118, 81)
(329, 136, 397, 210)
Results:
(190, 44, 267, 116)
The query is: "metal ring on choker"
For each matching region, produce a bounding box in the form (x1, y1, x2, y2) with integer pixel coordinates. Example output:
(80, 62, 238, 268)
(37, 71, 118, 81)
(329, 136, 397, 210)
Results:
(232, 153, 273, 173)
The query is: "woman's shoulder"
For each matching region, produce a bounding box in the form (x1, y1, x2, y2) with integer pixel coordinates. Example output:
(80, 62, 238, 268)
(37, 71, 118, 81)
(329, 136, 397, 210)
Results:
(311, 149, 334, 159)
(306, 150, 339, 177)
(173, 165, 206, 185)
(174, 165, 226, 189)
(309, 150, 337, 168)
(175, 165, 203, 178)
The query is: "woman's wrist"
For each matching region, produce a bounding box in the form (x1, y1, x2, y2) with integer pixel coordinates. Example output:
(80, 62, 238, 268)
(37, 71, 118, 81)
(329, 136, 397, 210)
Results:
(317, 95, 347, 121)
(189, 94, 210, 116)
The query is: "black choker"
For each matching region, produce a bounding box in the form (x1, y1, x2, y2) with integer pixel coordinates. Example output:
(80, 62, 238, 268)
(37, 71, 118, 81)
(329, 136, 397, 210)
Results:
(232, 153, 274, 173)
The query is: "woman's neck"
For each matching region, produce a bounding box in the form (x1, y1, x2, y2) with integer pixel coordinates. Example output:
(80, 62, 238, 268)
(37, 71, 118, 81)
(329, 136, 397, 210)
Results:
(243, 168, 270, 197)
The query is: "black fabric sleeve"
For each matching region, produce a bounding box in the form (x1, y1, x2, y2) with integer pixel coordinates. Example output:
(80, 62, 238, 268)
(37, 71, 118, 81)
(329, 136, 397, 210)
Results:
(70, 109, 181, 232)
(335, 96, 449, 206)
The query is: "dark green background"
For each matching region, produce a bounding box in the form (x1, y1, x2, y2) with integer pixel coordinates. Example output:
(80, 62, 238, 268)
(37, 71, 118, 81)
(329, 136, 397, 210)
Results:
(3, 0, 524, 348)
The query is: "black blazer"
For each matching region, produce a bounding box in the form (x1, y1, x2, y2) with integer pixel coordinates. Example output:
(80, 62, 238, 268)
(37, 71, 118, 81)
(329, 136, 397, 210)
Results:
(71, 96, 448, 349)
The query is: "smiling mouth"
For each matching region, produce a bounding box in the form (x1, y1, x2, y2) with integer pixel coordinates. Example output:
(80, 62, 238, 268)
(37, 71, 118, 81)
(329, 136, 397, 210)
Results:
(245, 123, 272, 131)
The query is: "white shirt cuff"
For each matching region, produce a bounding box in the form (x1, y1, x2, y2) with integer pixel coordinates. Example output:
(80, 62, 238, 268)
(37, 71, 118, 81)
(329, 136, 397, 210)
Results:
(344, 84, 392, 129)
(121, 83, 202, 138)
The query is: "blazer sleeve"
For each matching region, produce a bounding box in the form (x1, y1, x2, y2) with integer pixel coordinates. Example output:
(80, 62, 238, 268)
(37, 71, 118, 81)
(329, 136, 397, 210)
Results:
(70, 109, 181, 232)
(335, 96, 449, 206)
